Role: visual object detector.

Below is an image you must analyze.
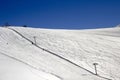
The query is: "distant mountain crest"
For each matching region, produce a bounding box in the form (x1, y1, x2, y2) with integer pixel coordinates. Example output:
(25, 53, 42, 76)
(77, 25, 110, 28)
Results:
(116, 24, 120, 27)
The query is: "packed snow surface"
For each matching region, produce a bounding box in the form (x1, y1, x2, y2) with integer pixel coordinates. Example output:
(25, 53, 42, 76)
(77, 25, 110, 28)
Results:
(0, 26, 120, 80)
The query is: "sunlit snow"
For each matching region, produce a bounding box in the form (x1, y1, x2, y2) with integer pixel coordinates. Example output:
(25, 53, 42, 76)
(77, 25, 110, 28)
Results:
(0, 26, 120, 80)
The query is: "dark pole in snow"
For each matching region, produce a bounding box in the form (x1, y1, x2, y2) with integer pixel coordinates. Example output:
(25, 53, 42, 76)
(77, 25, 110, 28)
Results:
(93, 63, 98, 75)
(33, 36, 36, 45)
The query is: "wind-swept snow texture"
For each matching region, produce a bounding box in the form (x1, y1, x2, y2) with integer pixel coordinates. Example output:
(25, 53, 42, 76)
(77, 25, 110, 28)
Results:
(0, 26, 120, 80)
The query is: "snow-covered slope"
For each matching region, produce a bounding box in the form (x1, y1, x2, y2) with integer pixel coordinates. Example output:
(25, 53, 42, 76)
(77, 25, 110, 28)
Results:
(0, 26, 120, 80)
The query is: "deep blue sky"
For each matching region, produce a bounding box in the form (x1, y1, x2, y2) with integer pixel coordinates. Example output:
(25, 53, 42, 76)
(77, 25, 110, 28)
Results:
(0, 0, 120, 29)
